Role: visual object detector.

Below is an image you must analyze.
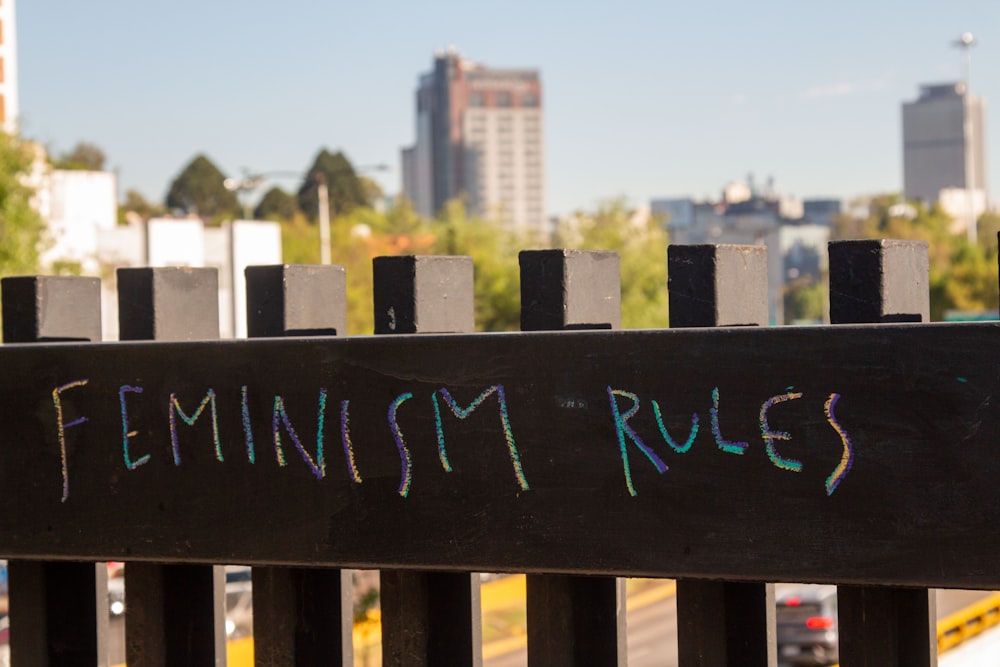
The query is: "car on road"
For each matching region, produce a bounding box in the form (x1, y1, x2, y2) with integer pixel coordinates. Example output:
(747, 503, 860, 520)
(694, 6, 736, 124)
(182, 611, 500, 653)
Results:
(776, 585, 839, 666)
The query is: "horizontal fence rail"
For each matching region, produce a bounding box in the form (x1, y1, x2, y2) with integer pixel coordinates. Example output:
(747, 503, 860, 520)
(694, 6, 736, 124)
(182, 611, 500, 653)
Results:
(0, 238, 997, 667)
(0, 324, 997, 587)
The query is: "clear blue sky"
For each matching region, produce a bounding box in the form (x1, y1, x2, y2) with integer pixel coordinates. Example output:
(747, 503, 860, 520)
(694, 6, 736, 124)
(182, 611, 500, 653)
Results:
(17, 0, 1000, 215)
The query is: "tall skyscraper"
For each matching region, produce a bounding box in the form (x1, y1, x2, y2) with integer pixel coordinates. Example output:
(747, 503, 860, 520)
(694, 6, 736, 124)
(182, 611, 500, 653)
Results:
(0, 0, 18, 133)
(902, 83, 987, 206)
(402, 49, 546, 234)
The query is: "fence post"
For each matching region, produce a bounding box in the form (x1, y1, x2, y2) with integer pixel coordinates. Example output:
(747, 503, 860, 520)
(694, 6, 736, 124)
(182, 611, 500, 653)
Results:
(2, 276, 110, 666)
(828, 239, 937, 667)
(520, 249, 626, 667)
(117, 267, 228, 667)
(667, 244, 777, 667)
(372, 255, 483, 667)
(244, 264, 354, 666)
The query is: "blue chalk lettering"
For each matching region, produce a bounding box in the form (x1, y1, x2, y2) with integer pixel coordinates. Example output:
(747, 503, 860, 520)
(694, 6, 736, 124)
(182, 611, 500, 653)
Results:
(119, 385, 150, 470)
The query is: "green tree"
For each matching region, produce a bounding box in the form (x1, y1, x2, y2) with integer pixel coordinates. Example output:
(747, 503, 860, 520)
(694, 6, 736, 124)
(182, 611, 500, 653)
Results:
(281, 198, 670, 333)
(0, 134, 46, 275)
(784, 279, 826, 323)
(118, 189, 166, 224)
(53, 141, 106, 171)
(254, 186, 297, 222)
(359, 175, 384, 207)
(977, 210, 1000, 253)
(165, 154, 240, 221)
(297, 150, 367, 221)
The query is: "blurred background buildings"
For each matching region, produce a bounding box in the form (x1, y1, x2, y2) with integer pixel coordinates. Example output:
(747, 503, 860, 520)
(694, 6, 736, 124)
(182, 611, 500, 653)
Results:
(402, 49, 547, 236)
(903, 82, 988, 234)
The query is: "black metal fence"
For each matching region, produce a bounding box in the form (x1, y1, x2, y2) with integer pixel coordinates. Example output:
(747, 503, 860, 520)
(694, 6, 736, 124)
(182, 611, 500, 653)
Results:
(0, 238, 990, 666)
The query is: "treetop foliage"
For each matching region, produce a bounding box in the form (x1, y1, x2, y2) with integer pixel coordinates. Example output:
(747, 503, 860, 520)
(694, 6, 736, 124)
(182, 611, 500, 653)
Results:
(53, 142, 106, 171)
(165, 154, 240, 222)
(0, 133, 47, 276)
(297, 149, 368, 221)
(119, 189, 166, 224)
(254, 186, 297, 222)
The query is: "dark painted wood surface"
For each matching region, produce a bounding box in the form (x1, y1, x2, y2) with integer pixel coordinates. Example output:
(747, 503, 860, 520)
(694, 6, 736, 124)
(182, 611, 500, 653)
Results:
(676, 581, 775, 665)
(251, 567, 353, 665)
(526, 574, 624, 666)
(116, 266, 226, 667)
(838, 586, 937, 667)
(521, 248, 626, 667)
(829, 239, 937, 667)
(668, 244, 776, 667)
(2, 275, 110, 667)
(245, 263, 354, 667)
(373, 254, 483, 667)
(0, 324, 997, 587)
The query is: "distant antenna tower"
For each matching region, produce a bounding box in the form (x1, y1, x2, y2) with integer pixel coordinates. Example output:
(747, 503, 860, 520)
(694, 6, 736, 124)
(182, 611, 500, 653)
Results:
(952, 32, 976, 92)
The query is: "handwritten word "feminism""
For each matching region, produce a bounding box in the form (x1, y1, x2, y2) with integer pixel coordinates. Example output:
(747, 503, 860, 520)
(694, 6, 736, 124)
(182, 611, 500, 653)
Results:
(51, 380, 529, 503)
(608, 387, 853, 497)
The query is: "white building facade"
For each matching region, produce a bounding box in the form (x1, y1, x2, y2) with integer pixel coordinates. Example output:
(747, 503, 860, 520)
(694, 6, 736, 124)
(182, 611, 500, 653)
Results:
(97, 218, 282, 340)
(38, 170, 118, 274)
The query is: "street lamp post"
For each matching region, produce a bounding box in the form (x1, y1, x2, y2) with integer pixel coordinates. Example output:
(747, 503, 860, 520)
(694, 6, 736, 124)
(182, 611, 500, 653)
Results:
(316, 164, 389, 264)
(316, 174, 332, 265)
(223, 175, 265, 220)
(225, 164, 390, 264)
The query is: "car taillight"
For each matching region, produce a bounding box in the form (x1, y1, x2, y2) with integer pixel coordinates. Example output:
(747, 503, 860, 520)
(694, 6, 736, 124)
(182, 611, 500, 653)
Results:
(806, 616, 834, 629)
(784, 596, 801, 606)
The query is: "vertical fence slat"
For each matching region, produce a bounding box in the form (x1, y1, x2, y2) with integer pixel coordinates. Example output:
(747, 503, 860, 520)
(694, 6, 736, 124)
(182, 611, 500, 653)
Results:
(117, 267, 227, 667)
(2, 276, 110, 666)
(373, 255, 483, 667)
(520, 249, 626, 667)
(245, 264, 354, 666)
(829, 239, 936, 667)
(668, 244, 776, 667)
(837, 586, 937, 666)
(251, 568, 353, 666)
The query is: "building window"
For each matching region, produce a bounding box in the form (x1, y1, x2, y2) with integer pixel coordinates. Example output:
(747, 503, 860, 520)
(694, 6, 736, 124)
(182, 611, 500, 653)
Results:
(470, 92, 484, 107)
(521, 93, 539, 108)
(496, 91, 512, 108)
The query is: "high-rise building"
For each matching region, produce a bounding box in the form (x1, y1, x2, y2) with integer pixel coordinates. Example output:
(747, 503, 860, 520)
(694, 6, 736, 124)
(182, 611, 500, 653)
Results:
(0, 0, 19, 133)
(402, 49, 546, 234)
(902, 83, 987, 206)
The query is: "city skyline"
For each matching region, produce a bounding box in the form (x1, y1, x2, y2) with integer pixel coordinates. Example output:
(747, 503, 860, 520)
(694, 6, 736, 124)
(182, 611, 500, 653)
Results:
(17, 0, 1000, 216)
